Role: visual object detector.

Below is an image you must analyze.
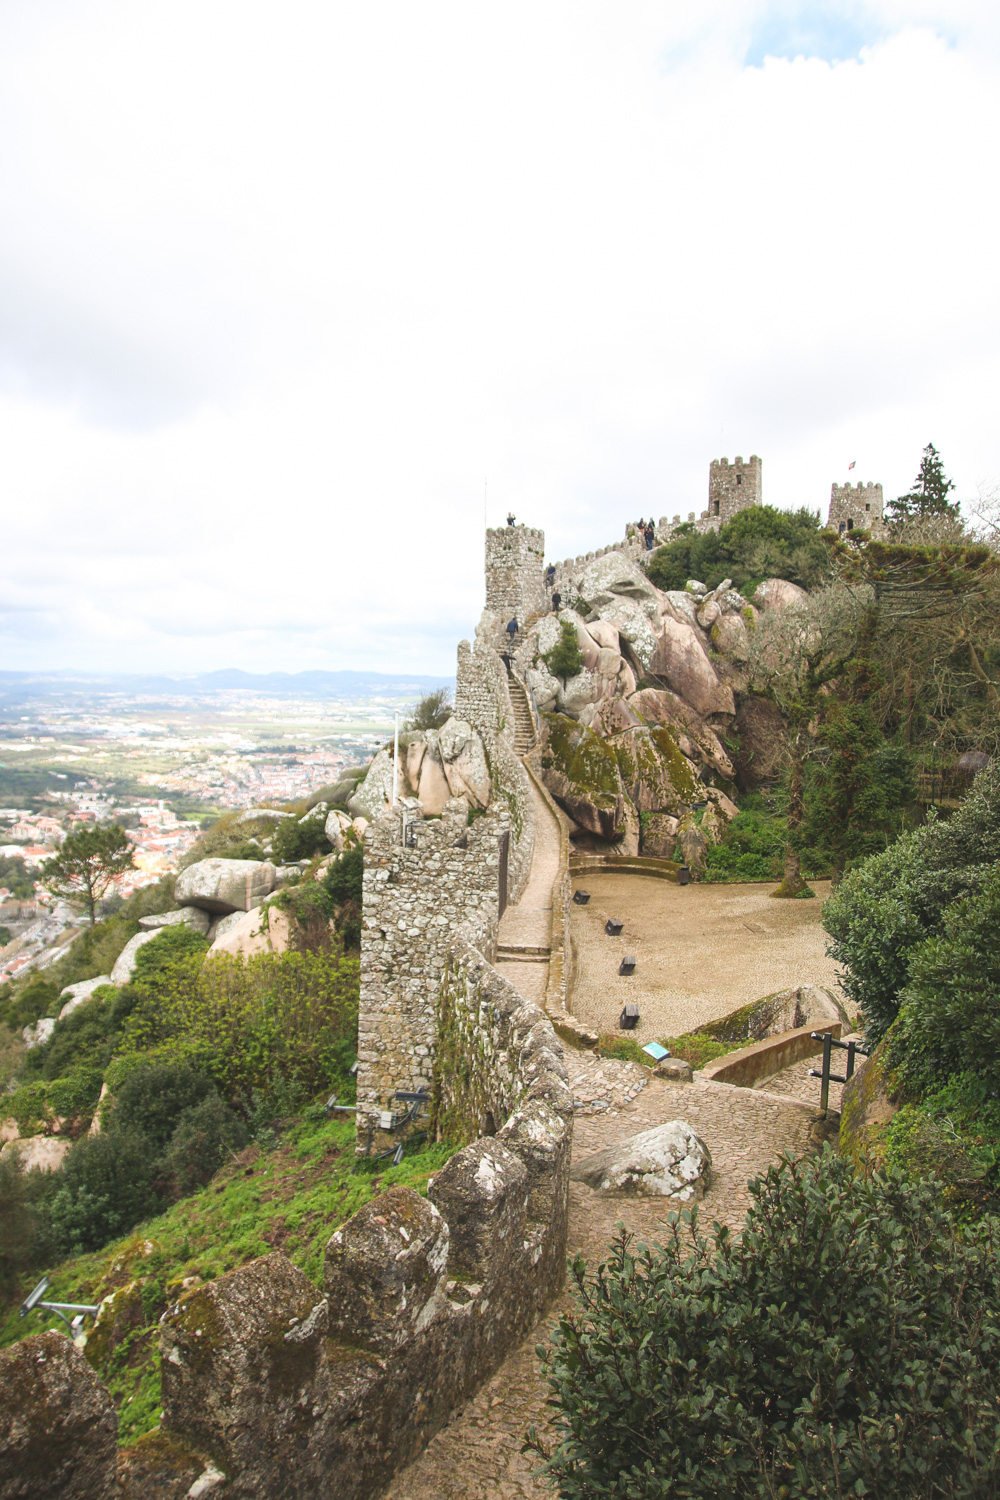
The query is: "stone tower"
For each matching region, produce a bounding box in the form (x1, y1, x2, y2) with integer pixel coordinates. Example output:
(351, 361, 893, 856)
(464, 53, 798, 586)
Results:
(828, 481, 884, 534)
(485, 524, 547, 627)
(707, 455, 762, 523)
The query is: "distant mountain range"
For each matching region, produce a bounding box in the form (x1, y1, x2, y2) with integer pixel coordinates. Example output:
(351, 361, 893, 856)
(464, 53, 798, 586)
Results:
(0, 669, 453, 702)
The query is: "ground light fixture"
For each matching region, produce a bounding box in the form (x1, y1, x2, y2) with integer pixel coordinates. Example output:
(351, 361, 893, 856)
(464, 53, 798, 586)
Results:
(605, 918, 623, 935)
(619, 954, 637, 975)
(573, 889, 590, 905)
(20, 1276, 99, 1340)
(620, 1002, 640, 1029)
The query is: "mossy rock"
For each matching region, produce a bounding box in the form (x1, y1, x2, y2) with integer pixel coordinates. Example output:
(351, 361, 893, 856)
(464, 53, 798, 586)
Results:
(839, 1041, 899, 1167)
(540, 714, 626, 840)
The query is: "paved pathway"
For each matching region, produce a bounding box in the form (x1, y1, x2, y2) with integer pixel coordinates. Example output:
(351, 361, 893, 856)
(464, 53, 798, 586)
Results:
(393, 1056, 816, 1499)
(494, 778, 562, 1006)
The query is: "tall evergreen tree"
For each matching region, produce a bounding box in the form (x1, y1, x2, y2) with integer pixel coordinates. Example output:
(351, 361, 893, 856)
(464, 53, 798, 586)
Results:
(888, 442, 958, 523)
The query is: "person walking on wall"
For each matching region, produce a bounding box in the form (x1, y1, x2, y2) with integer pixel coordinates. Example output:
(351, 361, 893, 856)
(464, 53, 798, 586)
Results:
(507, 511, 516, 527)
(644, 521, 655, 550)
(551, 591, 562, 612)
(545, 563, 556, 587)
(506, 616, 518, 646)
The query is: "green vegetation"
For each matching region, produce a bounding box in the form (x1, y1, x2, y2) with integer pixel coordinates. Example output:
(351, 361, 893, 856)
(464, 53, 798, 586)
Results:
(646, 504, 831, 595)
(270, 808, 331, 864)
(545, 620, 585, 683)
(800, 702, 915, 880)
(531, 1149, 1000, 1498)
(0, 920, 360, 1302)
(596, 1033, 737, 1069)
(405, 687, 453, 730)
(823, 761, 1000, 1045)
(0, 853, 36, 900)
(887, 441, 958, 524)
(43, 824, 136, 925)
(2, 1109, 451, 1444)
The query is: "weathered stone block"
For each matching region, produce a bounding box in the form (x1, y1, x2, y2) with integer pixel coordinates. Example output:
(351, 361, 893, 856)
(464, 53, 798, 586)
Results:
(324, 1185, 449, 1354)
(428, 1139, 528, 1284)
(160, 1252, 328, 1487)
(0, 1330, 118, 1500)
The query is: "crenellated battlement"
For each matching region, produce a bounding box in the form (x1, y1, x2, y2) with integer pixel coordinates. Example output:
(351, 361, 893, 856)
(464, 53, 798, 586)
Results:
(828, 479, 884, 534)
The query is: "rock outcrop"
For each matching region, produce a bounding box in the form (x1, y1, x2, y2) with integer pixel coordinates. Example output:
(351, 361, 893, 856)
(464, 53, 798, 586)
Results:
(174, 858, 277, 915)
(110, 929, 161, 986)
(58, 976, 113, 1020)
(137, 906, 211, 936)
(0, 1331, 118, 1500)
(571, 1121, 711, 1200)
(350, 720, 491, 821)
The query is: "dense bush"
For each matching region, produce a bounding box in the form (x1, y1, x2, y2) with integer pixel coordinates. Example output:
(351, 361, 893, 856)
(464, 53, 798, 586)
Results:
(405, 688, 452, 730)
(823, 761, 1000, 1043)
(647, 505, 831, 594)
(882, 864, 1000, 1095)
(1, 976, 60, 1033)
(119, 945, 359, 1111)
(801, 703, 915, 878)
(703, 809, 784, 881)
(881, 1072, 1000, 1218)
(532, 1149, 1000, 1498)
(46, 1130, 160, 1256)
(110, 1061, 217, 1152)
(162, 1094, 249, 1192)
(271, 810, 331, 864)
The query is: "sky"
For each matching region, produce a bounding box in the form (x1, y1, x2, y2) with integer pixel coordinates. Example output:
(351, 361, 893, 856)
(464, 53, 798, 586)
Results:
(1, 1, 998, 677)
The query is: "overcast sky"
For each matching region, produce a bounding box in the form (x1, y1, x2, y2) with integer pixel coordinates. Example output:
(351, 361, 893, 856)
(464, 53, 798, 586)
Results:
(1, 1, 997, 677)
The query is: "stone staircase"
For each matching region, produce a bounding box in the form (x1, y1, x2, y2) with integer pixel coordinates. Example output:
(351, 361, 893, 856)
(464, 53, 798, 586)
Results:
(507, 674, 536, 754)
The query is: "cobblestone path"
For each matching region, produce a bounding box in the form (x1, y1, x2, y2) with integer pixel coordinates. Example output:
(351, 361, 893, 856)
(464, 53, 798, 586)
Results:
(392, 1058, 817, 1499)
(494, 778, 562, 1006)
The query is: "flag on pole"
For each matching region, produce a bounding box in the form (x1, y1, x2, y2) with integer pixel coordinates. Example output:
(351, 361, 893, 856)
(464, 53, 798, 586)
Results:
(848, 460, 856, 471)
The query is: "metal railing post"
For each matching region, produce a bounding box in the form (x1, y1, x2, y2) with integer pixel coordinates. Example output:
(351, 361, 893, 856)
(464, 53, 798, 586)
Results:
(846, 1040, 857, 1082)
(819, 1032, 832, 1114)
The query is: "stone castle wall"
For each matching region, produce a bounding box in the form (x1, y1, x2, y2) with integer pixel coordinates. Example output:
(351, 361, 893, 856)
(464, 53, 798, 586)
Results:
(485, 525, 547, 629)
(707, 454, 762, 523)
(828, 480, 884, 533)
(7, 986, 573, 1500)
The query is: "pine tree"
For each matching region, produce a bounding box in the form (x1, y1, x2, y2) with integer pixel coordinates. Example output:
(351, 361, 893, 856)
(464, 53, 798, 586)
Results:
(545, 620, 585, 684)
(888, 442, 958, 523)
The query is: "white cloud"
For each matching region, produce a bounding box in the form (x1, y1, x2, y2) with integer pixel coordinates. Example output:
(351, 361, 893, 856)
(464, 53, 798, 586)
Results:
(0, 1, 997, 673)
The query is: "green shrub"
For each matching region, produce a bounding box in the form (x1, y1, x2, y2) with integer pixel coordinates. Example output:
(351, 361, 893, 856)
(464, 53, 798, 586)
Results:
(0, 926, 11, 948)
(881, 1072, 1000, 1217)
(271, 811, 331, 865)
(132, 924, 209, 979)
(119, 946, 359, 1113)
(2, 977, 60, 1033)
(405, 688, 452, 731)
(47, 1130, 160, 1256)
(531, 1149, 1000, 1498)
(823, 761, 1000, 1044)
(162, 1095, 249, 1193)
(647, 504, 831, 595)
(21, 993, 117, 1082)
(545, 620, 585, 683)
(0, 1154, 53, 1296)
(703, 809, 784, 882)
(883, 864, 1000, 1095)
(110, 1063, 217, 1153)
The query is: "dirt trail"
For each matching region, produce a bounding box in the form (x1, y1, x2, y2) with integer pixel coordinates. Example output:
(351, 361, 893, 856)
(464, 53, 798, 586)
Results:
(569, 874, 842, 1040)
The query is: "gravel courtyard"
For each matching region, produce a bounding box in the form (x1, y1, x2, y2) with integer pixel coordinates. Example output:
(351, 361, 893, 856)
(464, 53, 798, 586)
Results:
(568, 873, 844, 1040)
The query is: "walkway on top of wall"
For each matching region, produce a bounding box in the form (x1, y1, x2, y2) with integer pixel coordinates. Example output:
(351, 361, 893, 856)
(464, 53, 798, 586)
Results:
(493, 775, 562, 1006)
